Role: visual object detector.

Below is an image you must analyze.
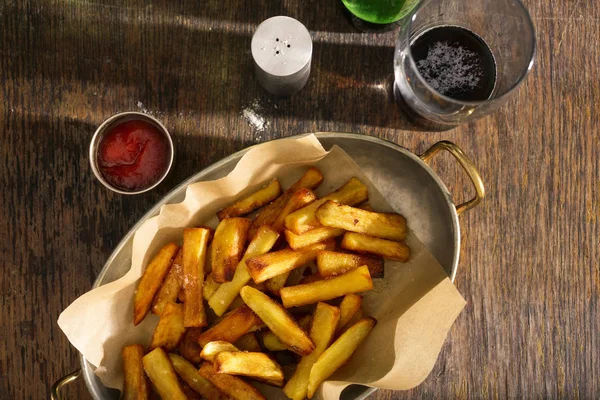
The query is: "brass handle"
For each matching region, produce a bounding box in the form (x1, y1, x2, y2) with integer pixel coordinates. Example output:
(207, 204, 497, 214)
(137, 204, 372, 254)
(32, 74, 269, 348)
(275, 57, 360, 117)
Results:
(51, 369, 82, 400)
(419, 141, 485, 215)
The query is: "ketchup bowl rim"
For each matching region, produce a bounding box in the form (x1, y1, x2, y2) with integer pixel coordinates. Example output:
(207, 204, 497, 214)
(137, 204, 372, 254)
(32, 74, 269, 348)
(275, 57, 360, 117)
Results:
(89, 112, 175, 195)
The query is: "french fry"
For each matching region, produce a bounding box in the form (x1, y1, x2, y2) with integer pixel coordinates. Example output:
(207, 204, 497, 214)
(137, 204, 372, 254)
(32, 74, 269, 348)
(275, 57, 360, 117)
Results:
(214, 351, 284, 382)
(133, 242, 179, 325)
(122, 344, 149, 400)
(280, 266, 373, 308)
(246, 240, 335, 284)
(169, 353, 225, 399)
(249, 168, 324, 238)
(209, 226, 280, 316)
(203, 274, 221, 301)
(212, 218, 252, 283)
(357, 203, 374, 211)
(198, 362, 266, 400)
(149, 303, 186, 351)
(262, 315, 311, 351)
(284, 178, 369, 235)
(197, 305, 263, 347)
(240, 286, 315, 356)
(235, 332, 262, 352)
(180, 380, 203, 400)
(200, 341, 240, 362)
(272, 188, 317, 232)
(152, 249, 183, 316)
(264, 271, 290, 296)
(283, 303, 340, 400)
(178, 327, 204, 364)
(307, 318, 377, 398)
(182, 228, 211, 328)
(262, 330, 288, 351)
(341, 232, 410, 262)
(339, 308, 364, 335)
(316, 251, 384, 278)
(316, 200, 407, 241)
(336, 294, 362, 333)
(284, 226, 345, 250)
(218, 179, 282, 220)
(298, 273, 323, 285)
(142, 348, 187, 400)
(228, 295, 246, 311)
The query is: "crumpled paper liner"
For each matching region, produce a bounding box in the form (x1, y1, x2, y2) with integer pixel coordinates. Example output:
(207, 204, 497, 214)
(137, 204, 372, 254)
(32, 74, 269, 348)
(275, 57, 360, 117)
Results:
(58, 134, 466, 398)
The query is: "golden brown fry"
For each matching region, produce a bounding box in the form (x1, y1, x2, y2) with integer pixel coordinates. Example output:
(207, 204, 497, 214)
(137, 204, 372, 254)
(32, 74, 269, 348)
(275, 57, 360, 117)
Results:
(142, 348, 187, 400)
(307, 318, 377, 398)
(149, 303, 186, 351)
(200, 341, 240, 362)
(214, 351, 284, 382)
(133, 242, 179, 325)
(298, 273, 323, 285)
(180, 380, 203, 400)
(284, 177, 369, 235)
(341, 232, 410, 262)
(169, 353, 225, 399)
(246, 240, 335, 284)
(284, 226, 345, 250)
(280, 266, 373, 308)
(209, 226, 280, 316)
(177, 327, 204, 364)
(357, 203, 374, 212)
(339, 308, 364, 335)
(261, 330, 288, 351)
(272, 188, 317, 232)
(212, 218, 252, 283)
(122, 344, 149, 400)
(336, 294, 362, 333)
(182, 228, 211, 328)
(203, 274, 221, 301)
(152, 249, 183, 316)
(218, 179, 282, 220)
(264, 271, 290, 296)
(316, 251, 384, 279)
(198, 362, 266, 400)
(283, 303, 340, 400)
(197, 304, 263, 347)
(235, 332, 262, 352)
(316, 200, 407, 241)
(249, 168, 324, 238)
(240, 286, 315, 356)
(263, 314, 311, 352)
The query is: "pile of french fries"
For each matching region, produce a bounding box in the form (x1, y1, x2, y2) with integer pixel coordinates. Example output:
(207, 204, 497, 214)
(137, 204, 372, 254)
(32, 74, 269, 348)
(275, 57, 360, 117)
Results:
(123, 167, 410, 400)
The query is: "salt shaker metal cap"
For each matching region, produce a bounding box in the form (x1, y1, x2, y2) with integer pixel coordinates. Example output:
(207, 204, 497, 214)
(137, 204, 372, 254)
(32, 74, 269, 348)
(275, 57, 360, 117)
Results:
(251, 16, 313, 96)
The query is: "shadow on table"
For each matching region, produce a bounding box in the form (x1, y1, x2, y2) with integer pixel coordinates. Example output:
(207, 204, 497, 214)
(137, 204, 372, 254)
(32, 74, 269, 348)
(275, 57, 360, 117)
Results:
(6, 0, 426, 131)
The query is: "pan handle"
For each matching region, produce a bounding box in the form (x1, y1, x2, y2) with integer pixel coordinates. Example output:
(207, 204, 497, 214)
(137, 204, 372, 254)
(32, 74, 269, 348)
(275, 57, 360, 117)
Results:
(51, 369, 82, 400)
(419, 141, 485, 215)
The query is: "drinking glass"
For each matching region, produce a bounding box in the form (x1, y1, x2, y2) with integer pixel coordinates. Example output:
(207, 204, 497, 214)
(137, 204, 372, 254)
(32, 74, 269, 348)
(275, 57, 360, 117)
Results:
(341, 0, 420, 25)
(394, 0, 536, 127)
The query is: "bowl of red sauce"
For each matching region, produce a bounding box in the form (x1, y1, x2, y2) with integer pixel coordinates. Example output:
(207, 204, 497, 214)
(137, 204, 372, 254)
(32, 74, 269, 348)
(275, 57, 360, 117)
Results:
(90, 112, 174, 194)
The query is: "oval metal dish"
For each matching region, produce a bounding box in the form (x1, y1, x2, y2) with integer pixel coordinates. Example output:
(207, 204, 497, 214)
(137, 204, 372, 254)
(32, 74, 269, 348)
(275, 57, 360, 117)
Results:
(52, 133, 484, 400)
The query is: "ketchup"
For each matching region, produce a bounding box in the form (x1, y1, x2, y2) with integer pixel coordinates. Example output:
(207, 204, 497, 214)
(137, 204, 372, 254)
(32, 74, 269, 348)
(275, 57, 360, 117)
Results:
(97, 120, 170, 191)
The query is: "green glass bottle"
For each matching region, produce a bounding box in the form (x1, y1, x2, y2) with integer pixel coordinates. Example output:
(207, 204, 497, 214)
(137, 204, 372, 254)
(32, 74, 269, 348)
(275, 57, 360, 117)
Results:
(341, 0, 420, 24)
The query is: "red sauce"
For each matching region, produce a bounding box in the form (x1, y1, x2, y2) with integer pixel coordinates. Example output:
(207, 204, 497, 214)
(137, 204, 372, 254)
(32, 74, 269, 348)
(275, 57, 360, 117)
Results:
(97, 120, 171, 191)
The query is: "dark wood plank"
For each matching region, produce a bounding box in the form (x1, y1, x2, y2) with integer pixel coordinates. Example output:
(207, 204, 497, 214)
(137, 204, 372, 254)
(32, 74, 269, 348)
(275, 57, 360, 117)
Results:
(0, 0, 598, 399)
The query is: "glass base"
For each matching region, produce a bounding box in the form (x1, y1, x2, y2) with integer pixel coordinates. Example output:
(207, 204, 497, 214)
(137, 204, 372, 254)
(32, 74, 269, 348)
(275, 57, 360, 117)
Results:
(393, 84, 458, 131)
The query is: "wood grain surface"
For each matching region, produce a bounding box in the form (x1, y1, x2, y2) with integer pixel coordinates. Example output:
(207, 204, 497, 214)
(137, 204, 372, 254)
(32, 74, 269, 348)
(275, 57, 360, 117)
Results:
(1, 0, 598, 399)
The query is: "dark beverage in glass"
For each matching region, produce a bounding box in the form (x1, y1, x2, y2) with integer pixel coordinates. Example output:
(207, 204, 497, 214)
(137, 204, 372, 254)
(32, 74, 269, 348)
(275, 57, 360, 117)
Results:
(410, 26, 497, 101)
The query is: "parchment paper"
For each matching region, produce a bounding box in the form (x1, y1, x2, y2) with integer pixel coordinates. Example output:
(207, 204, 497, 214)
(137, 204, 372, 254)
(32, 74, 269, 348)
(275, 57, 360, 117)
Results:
(58, 134, 466, 398)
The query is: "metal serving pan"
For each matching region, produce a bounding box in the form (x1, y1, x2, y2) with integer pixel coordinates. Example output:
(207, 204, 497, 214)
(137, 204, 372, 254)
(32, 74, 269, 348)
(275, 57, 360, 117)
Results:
(52, 133, 484, 400)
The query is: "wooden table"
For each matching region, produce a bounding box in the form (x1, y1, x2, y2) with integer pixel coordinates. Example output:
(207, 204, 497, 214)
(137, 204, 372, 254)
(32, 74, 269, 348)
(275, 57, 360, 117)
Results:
(1, 0, 598, 398)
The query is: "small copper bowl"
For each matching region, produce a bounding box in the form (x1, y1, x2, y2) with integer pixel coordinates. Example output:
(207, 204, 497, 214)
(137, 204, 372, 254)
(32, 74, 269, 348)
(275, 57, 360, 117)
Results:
(89, 112, 174, 195)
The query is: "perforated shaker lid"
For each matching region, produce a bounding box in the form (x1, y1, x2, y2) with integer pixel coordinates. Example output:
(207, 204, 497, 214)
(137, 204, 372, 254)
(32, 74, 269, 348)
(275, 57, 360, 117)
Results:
(251, 16, 313, 96)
